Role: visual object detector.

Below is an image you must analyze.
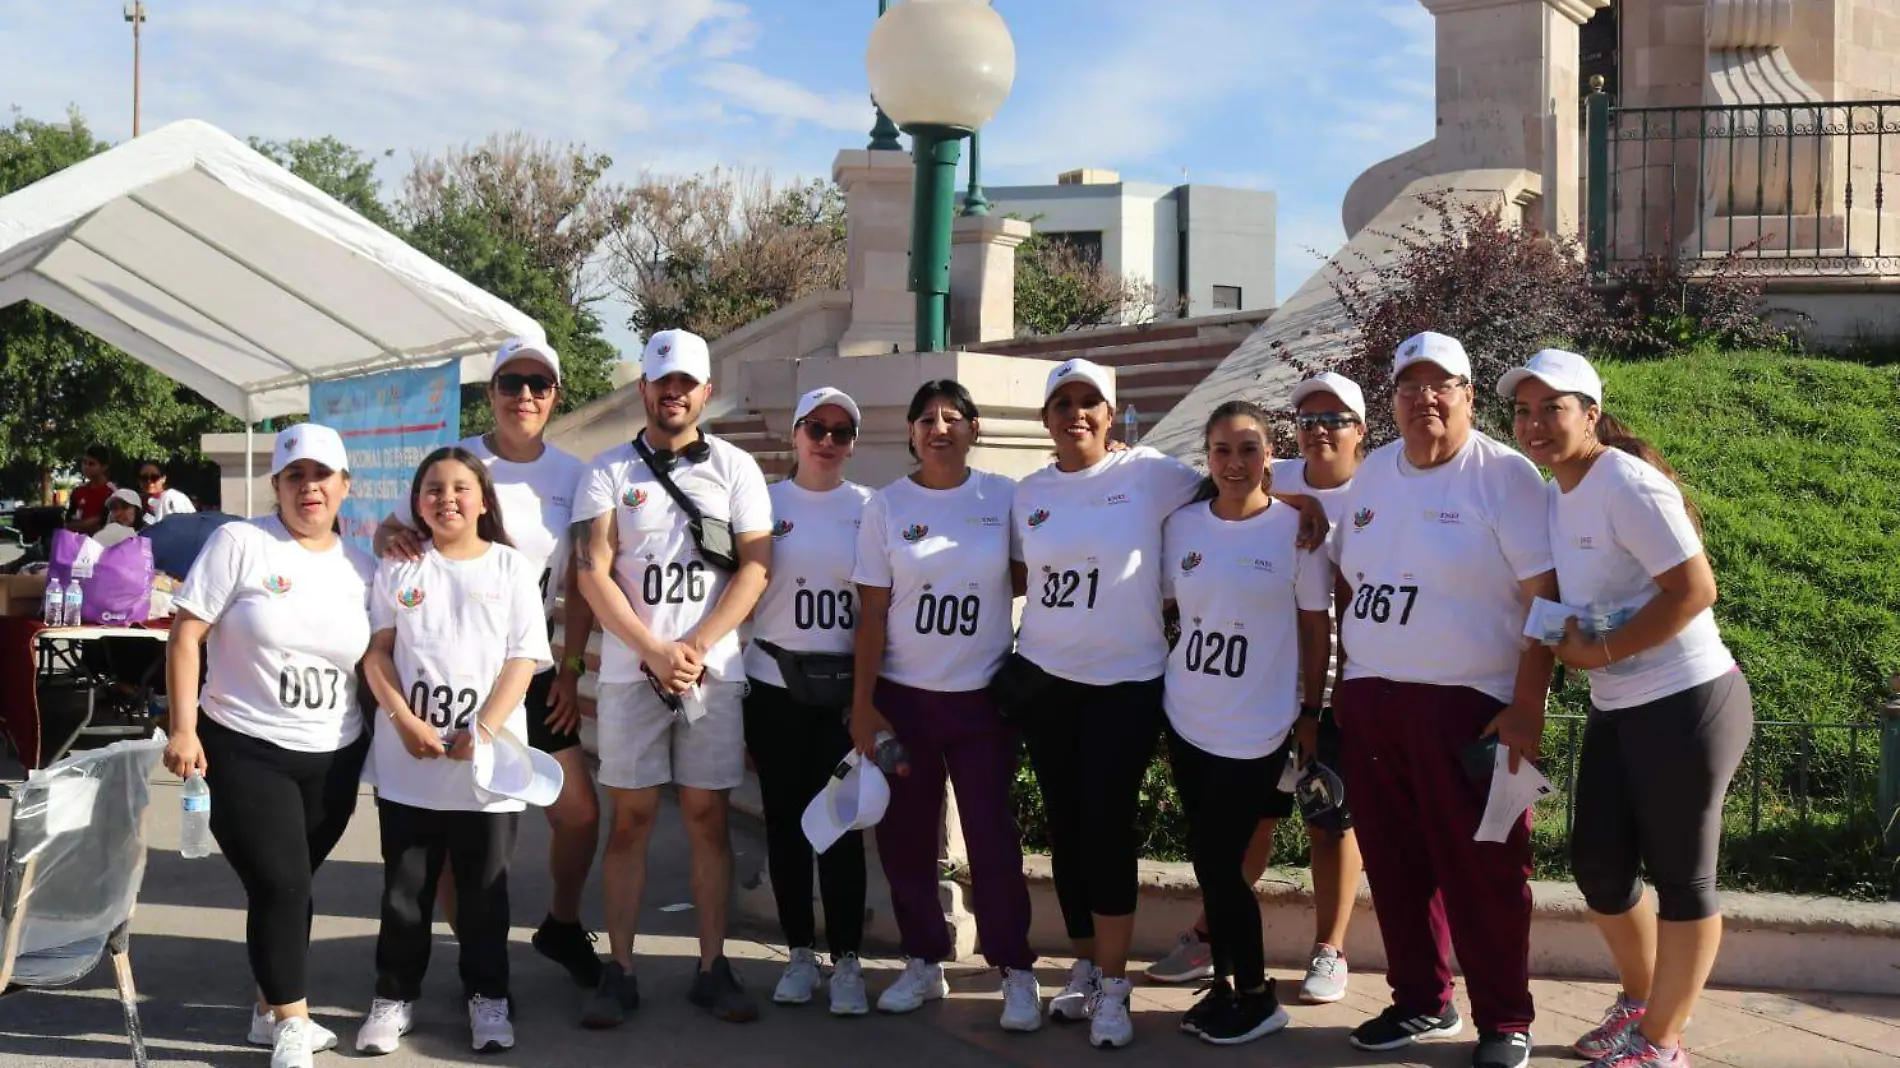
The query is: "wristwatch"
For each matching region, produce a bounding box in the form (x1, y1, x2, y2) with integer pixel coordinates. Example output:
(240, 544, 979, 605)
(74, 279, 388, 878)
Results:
(562, 654, 588, 677)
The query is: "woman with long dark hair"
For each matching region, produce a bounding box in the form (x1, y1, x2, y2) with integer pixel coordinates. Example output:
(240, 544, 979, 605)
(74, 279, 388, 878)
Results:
(1504, 349, 1750, 1068)
(356, 446, 552, 1056)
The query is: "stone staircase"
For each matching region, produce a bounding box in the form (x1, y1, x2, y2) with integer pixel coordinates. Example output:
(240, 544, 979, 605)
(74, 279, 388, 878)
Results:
(706, 308, 1274, 465)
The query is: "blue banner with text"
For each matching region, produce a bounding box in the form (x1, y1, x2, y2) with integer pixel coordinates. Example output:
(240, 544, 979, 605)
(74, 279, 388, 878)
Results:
(311, 364, 460, 556)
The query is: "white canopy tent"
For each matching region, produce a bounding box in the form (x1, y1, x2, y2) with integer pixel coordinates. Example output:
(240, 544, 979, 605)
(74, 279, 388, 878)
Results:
(0, 119, 546, 512)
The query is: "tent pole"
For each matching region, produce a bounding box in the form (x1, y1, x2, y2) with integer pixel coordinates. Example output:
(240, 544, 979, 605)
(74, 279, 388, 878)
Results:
(244, 424, 254, 518)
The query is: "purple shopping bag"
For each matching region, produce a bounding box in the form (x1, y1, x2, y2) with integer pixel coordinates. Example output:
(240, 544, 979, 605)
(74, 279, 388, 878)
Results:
(48, 529, 156, 625)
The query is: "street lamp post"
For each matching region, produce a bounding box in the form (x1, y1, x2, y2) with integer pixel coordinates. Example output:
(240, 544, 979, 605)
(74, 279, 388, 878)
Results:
(124, 2, 147, 137)
(867, 0, 1016, 353)
(961, 130, 991, 217)
(867, 2, 904, 152)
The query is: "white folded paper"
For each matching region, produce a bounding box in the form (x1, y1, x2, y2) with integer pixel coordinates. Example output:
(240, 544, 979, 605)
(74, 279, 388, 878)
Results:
(1475, 743, 1555, 842)
(1523, 596, 1588, 645)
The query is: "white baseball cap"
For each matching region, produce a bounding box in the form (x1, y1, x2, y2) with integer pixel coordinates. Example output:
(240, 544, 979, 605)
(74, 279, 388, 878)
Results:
(472, 726, 566, 808)
(271, 423, 350, 477)
(1392, 331, 1473, 382)
(641, 329, 713, 385)
(107, 487, 144, 510)
(1289, 371, 1368, 420)
(794, 387, 862, 427)
(1043, 357, 1116, 407)
(801, 751, 890, 853)
(493, 336, 561, 384)
(1496, 348, 1603, 405)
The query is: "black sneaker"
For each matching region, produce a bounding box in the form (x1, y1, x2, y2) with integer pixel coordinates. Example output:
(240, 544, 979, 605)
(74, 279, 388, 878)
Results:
(1348, 1002, 1464, 1050)
(687, 956, 759, 1023)
(533, 916, 604, 989)
(1197, 986, 1291, 1046)
(1179, 979, 1234, 1036)
(580, 962, 639, 1029)
(1472, 1029, 1532, 1068)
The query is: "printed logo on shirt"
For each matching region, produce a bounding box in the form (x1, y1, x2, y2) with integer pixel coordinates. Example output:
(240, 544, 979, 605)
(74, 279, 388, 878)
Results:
(1250, 558, 1276, 573)
(901, 524, 929, 543)
(772, 519, 795, 539)
(1353, 508, 1375, 529)
(1026, 508, 1051, 529)
(1101, 493, 1131, 506)
(1180, 551, 1203, 573)
(622, 487, 648, 509)
(969, 515, 1005, 527)
(1574, 535, 1597, 549)
(1427, 510, 1463, 524)
(397, 586, 426, 609)
(262, 574, 293, 595)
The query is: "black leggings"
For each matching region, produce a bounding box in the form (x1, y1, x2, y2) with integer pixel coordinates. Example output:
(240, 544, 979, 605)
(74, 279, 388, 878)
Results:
(200, 717, 367, 1006)
(742, 679, 865, 955)
(375, 799, 519, 1000)
(1167, 727, 1283, 994)
(1571, 671, 1753, 922)
(1020, 672, 1164, 940)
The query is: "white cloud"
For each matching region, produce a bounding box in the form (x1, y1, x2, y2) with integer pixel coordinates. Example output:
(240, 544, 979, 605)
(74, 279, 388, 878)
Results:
(695, 63, 870, 133)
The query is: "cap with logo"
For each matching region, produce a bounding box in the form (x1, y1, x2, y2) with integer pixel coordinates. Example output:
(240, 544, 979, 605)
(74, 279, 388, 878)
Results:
(472, 725, 566, 808)
(801, 751, 891, 853)
(1289, 371, 1368, 420)
(794, 387, 863, 427)
(270, 423, 351, 477)
(1391, 331, 1473, 382)
(493, 336, 561, 385)
(642, 329, 713, 385)
(1043, 357, 1116, 407)
(1496, 348, 1602, 406)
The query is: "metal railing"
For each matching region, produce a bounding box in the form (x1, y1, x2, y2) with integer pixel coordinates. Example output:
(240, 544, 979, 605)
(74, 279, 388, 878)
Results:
(1585, 85, 1900, 278)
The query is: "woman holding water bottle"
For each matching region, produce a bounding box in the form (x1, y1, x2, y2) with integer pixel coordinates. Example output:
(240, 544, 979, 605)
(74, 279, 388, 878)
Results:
(848, 379, 1041, 1032)
(163, 424, 376, 1068)
(1504, 350, 1750, 1068)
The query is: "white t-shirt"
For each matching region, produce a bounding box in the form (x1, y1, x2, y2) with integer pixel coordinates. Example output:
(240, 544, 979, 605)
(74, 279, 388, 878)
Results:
(1272, 457, 1356, 703)
(1550, 448, 1734, 709)
(146, 488, 195, 524)
(173, 515, 377, 753)
(744, 479, 875, 688)
(1162, 500, 1333, 759)
(393, 435, 586, 622)
(853, 471, 1016, 694)
(1328, 432, 1555, 703)
(574, 433, 772, 685)
(1011, 447, 1204, 685)
(366, 543, 554, 812)
(93, 523, 138, 548)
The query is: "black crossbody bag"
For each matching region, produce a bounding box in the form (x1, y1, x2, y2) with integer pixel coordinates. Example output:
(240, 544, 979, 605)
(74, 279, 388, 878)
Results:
(632, 435, 739, 572)
(752, 638, 855, 709)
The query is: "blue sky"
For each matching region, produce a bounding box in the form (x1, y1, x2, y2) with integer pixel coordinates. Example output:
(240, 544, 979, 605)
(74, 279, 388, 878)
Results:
(3, 0, 1435, 348)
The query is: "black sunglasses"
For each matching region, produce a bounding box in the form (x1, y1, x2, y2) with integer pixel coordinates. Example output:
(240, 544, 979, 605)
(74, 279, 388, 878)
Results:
(798, 420, 857, 446)
(138, 471, 163, 482)
(494, 373, 556, 398)
(1296, 412, 1362, 431)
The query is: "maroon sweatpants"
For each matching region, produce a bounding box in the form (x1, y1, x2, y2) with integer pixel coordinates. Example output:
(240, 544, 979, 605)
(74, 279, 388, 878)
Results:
(1334, 677, 1535, 1034)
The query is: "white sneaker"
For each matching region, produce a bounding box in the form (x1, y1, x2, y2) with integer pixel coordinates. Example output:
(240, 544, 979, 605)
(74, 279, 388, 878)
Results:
(829, 953, 870, 1017)
(250, 1008, 337, 1051)
(354, 998, 412, 1056)
(270, 1016, 316, 1068)
(468, 994, 514, 1053)
(1088, 977, 1135, 1049)
(774, 947, 823, 1005)
(999, 968, 1043, 1033)
(876, 957, 948, 1014)
(1047, 959, 1099, 1022)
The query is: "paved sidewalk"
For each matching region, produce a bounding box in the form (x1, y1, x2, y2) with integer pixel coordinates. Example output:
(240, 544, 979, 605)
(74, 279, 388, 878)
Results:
(1, 777, 1894, 1067)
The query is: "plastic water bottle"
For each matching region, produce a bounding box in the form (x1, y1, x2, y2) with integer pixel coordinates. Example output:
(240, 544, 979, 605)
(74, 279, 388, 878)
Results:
(179, 773, 213, 858)
(872, 730, 912, 778)
(1122, 404, 1141, 446)
(62, 578, 83, 627)
(42, 577, 62, 626)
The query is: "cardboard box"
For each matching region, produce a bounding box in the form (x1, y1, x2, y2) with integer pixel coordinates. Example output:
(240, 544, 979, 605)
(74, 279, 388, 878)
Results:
(0, 573, 47, 618)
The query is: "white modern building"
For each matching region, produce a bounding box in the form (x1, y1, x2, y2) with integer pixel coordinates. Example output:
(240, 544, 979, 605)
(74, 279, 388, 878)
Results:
(973, 169, 1277, 318)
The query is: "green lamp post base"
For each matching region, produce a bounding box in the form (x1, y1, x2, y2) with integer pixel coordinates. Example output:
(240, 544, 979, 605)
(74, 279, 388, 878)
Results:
(904, 124, 971, 353)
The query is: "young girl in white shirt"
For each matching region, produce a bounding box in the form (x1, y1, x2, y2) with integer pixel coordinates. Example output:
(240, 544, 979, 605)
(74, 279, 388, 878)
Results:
(357, 447, 553, 1057)
(1505, 350, 1750, 1068)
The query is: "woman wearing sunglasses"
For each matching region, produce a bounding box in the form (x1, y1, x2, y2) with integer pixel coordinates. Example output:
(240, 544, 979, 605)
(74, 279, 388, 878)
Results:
(741, 387, 875, 1016)
(138, 460, 197, 523)
(374, 337, 603, 992)
(1148, 371, 1370, 1007)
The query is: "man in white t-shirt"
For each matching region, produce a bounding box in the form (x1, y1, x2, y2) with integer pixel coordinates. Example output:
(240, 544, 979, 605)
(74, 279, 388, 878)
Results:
(1326, 332, 1557, 1068)
(572, 328, 773, 1027)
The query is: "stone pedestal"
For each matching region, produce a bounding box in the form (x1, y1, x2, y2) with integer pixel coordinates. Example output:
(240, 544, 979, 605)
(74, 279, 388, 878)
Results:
(949, 215, 1032, 347)
(201, 431, 276, 517)
(833, 149, 916, 358)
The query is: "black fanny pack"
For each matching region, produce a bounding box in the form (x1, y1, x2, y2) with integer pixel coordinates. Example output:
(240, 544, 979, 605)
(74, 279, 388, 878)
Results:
(754, 638, 854, 709)
(988, 652, 1058, 722)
